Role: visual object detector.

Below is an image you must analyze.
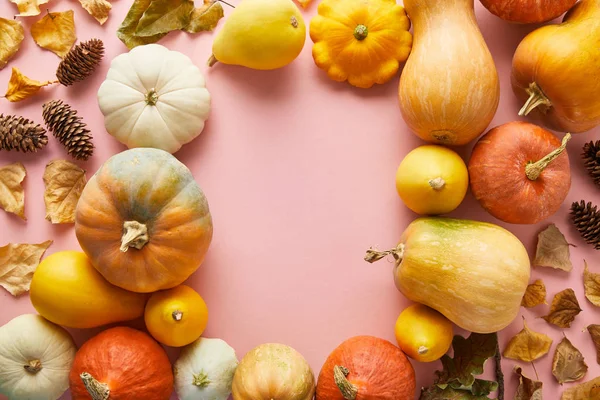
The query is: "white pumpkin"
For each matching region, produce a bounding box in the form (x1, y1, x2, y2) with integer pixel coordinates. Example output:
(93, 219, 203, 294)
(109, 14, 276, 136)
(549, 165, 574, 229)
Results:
(174, 337, 239, 400)
(97, 44, 211, 154)
(0, 314, 77, 400)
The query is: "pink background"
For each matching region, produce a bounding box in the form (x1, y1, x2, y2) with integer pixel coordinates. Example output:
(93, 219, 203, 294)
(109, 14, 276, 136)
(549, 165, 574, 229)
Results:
(1, 0, 599, 399)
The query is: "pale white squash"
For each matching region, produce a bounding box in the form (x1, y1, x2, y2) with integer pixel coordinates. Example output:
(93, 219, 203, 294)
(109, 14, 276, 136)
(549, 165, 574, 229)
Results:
(0, 314, 77, 400)
(174, 337, 239, 400)
(97, 44, 211, 154)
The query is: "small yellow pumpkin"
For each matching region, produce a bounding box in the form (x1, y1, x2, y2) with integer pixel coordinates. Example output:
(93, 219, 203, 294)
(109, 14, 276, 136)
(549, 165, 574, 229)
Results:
(310, 0, 413, 89)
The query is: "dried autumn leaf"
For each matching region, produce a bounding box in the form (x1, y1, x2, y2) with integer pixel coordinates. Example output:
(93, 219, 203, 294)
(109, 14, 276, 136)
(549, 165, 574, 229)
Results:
(0, 18, 24, 70)
(135, 0, 194, 37)
(117, 0, 167, 49)
(521, 279, 547, 308)
(561, 376, 600, 400)
(534, 223, 573, 271)
(503, 319, 552, 362)
(43, 160, 86, 224)
(184, 0, 224, 33)
(543, 288, 582, 328)
(588, 325, 600, 365)
(584, 261, 600, 307)
(9, 0, 51, 16)
(79, 0, 112, 25)
(420, 385, 492, 400)
(30, 10, 76, 58)
(514, 366, 543, 400)
(552, 336, 588, 384)
(0, 163, 26, 220)
(4, 67, 56, 102)
(0, 241, 52, 296)
(295, 0, 312, 8)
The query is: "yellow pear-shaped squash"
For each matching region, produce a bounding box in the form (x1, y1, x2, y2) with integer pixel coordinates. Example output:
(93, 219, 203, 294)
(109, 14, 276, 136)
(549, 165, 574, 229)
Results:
(30, 251, 148, 329)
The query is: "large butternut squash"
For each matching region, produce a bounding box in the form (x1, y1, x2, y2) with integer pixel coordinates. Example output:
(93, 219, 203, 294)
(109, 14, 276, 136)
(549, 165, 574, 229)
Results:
(399, 0, 500, 146)
(366, 218, 530, 333)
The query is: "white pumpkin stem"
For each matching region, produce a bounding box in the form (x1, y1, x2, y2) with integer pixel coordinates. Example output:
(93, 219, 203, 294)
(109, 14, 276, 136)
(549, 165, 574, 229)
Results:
(172, 310, 183, 321)
(428, 177, 445, 190)
(364, 243, 405, 264)
(519, 82, 552, 116)
(81, 372, 110, 400)
(120, 220, 149, 252)
(24, 359, 42, 373)
(192, 371, 211, 387)
(207, 55, 219, 67)
(145, 88, 159, 106)
(525, 133, 571, 181)
(333, 366, 358, 400)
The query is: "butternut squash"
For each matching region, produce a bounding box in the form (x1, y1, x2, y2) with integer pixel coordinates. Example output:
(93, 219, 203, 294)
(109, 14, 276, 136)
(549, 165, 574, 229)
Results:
(399, 0, 500, 146)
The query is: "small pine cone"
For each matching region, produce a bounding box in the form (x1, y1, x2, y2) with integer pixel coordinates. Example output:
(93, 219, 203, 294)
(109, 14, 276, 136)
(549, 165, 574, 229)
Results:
(42, 100, 94, 161)
(0, 114, 48, 153)
(571, 200, 600, 250)
(56, 39, 104, 86)
(583, 140, 600, 188)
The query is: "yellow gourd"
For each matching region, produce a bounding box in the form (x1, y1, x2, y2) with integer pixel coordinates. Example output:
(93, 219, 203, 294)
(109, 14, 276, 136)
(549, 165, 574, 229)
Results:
(310, 0, 413, 89)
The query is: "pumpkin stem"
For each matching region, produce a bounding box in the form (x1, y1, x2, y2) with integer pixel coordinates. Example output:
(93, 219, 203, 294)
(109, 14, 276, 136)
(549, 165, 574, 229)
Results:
(120, 220, 149, 252)
(172, 310, 183, 321)
(192, 371, 211, 387)
(525, 133, 572, 181)
(428, 177, 445, 190)
(24, 359, 42, 373)
(81, 372, 110, 400)
(418, 346, 429, 355)
(364, 243, 405, 263)
(354, 24, 368, 40)
(290, 16, 299, 28)
(145, 88, 159, 106)
(519, 82, 552, 116)
(207, 54, 219, 67)
(333, 366, 358, 400)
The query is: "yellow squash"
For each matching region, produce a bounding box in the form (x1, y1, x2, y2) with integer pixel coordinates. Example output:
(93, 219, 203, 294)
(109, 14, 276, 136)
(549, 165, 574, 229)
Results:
(310, 0, 413, 88)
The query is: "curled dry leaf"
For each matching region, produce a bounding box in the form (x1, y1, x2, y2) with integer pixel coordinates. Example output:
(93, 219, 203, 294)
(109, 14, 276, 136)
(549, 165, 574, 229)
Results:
(0, 162, 26, 220)
(503, 319, 552, 362)
(560, 376, 600, 400)
(185, 0, 224, 33)
(79, 0, 112, 25)
(43, 160, 86, 224)
(135, 0, 194, 37)
(30, 10, 76, 58)
(588, 325, 600, 365)
(9, 0, 50, 16)
(0, 18, 24, 70)
(584, 261, 600, 307)
(552, 336, 588, 385)
(420, 385, 493, 399)
(534, 223, 573, 271)
(521, 279, 547, 308)
(543, 288, 582, 328)
(0, 241, 52, 296)
(514, 366, 542, 400)
(4, 67, 56, 102)
(117, 0, 167, 49)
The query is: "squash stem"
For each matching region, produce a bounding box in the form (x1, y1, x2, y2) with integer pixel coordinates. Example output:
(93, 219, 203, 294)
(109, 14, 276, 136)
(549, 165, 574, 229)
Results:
(207, 54, 219, 67)
(525, 133, 571, 181)
(24, 359, 42, 373)
(364, 243, 405, 263)
(192, 371, 211, 387)
(145, 88, 158, 106)
(333, 366, 358, 400)
(428, 177, 445, 190)
(172, 310, 183, 321)
(518, 82, 551, 116)
(354, 25, 368, 40)
(120, 221, 149, 252)
(81, 372, 110, 400)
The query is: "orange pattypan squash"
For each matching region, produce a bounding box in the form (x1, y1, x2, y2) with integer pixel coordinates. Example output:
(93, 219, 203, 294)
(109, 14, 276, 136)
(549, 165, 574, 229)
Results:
(310, 0, 412, 89)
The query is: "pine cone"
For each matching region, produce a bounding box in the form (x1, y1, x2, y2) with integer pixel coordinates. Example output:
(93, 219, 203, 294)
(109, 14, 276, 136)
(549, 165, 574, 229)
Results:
(42, 100, 94, 160)
(0, 114, 48, 153)
(56, 39, 104, 86)
(583, 140, 600, 188)
(571, 200, 600, 250)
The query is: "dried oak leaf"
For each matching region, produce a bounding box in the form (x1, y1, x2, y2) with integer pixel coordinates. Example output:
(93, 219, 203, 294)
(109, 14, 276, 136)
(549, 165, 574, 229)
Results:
(30, 10, 76, 58)
(588, 325, 600, 365)
(0, 18, 24, 70)
(543, 288, 582, 328)
(0, 241, 52, 296)
(522, 279, 547, 308)
(79, 0, 112, 25)
(0, 162, 26, 220)
(43, 160, 86, 224)
(514, 366, 542, 400)
(534, 223, 573, 271)
(561, 376, 600, 400)
(4, 67, 55, 102)
(584, 261, 600, 307)
(117, 0, 167, 49)
(9, 0, 51, 16)
(552, 336, 588, 385)
(504, 319, 552, 362)
(184, 0, 223, 33)
(420, 385, 492, 400)
(135, 0, 194, 37)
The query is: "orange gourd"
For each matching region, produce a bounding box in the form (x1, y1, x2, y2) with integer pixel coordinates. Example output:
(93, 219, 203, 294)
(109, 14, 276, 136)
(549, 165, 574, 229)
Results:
(316, 336, 415, 400)
(69, 327, 173, 400)
(479, 0, 577, 23)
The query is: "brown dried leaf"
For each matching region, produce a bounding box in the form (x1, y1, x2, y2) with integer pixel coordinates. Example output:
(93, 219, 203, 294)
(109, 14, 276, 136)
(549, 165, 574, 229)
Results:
(184, 0, 224, 33)
(534, 224, 573, 271)
(0, 241, 52, 296)
(9, 0, 51, 16)
(43, 160, 86, 224)
(521, 279, 547, 308)
(503, 319, 553, 362)
(514, 366, 543, 400)
(79, 0, 112, 25)
(584, 261, 600, 307)
(4, 67, 55, 102)
(588, 325, 600, 365)
(560, 376, 600, 400)
(30, 10, 76, 58)
(0, 18, 24, 70)
(0, 163, 26, 220)
(552, 336, 588, 384)
(543, 288, 582, 328)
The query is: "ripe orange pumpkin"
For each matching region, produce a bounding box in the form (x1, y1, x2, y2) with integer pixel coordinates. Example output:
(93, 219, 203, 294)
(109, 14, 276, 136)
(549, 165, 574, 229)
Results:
(75, 148, 213, 293)
(479, 0, 577, 24)
(316, 336, 415, 400)
(69, 327, 173, 400)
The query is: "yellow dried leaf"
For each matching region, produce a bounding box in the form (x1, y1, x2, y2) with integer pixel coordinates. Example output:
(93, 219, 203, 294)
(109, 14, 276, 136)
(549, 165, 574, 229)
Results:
(504, 319, 553, 362)
(534, 224, 573, 271)
(552, 336, 588, 385)
(588, 325, 600, 365)
(4, 67, 56, 102)
(0, 241, 52, 296)
(514, 366, 543, 400)
(0, 18, 24, 70)
(295, 0, 312, 8)
(561, 376, 600, 400)
(9, 0, 51, 16)
(521, 279, 547, 308)
(184, 0, 224, 33)
(30, 10, 76, 58)
(79, 0, 112, 25)
(0, 163, 26, 220)
(584, 261, 600, 307)
(43, 160, 86, 224)
(543, 288, 582, 328)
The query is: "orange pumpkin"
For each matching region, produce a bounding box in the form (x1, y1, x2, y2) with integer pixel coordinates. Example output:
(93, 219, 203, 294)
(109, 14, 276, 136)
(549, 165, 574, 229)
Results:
(69, 327, 173, 400)
(75, 148, 213, 293)
(479, 0, 577, 23)
(316, 336, 415, 400)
